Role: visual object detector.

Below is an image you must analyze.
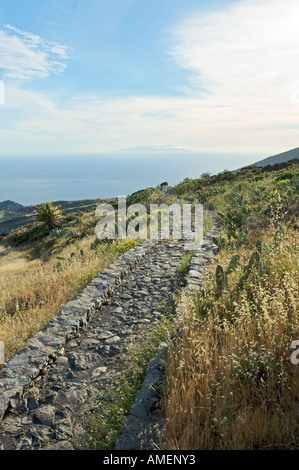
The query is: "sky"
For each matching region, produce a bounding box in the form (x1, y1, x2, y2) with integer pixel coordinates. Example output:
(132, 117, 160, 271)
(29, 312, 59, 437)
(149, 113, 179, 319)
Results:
(0, 0, 299, 161)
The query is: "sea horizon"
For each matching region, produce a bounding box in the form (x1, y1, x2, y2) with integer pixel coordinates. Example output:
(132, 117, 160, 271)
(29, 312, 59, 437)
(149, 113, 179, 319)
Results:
(0, 151, 259, 206)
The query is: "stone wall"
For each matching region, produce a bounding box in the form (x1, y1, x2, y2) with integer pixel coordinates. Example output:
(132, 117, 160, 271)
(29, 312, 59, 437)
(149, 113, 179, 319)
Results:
(0, 239, 159, 423)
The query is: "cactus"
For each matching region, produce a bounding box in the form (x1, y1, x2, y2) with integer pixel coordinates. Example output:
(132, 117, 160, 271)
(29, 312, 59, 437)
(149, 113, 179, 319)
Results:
(273, 227, 284, 247)
(216, 265, 226, 294)
(236, 230, 248, 248)
(237, 240, 270, 291)
(227, 229, 236, 243)
(237, 274, 248, 291)
(66, 229, 78, 239)
(49, 228, 63, 239)
(247, 250, 261, 271)
(226, 255, 240, 275)
(218, 204, 250, 232)
(216, 255, 240, 295)
(213, 235, 226, 251)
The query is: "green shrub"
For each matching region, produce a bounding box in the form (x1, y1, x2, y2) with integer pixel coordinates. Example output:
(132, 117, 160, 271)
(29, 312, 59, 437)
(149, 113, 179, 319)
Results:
(14, 225, 49, 246)
(114, 239, 139, 255)
(177, 253, 192, 277)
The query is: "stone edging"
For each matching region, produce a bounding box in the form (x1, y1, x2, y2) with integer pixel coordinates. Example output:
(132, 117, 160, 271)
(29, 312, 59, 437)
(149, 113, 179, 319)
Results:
(114, 223, 221, 450)
(0, 239, 160, 423)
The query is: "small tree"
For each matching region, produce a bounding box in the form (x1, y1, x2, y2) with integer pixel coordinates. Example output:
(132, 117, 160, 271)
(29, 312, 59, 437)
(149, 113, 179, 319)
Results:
(34, 202, 63, 231)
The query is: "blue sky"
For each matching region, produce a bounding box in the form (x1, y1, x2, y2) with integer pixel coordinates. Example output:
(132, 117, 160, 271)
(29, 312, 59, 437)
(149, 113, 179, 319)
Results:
(0, 0, 299, 160)
(0, 0, 223, 96)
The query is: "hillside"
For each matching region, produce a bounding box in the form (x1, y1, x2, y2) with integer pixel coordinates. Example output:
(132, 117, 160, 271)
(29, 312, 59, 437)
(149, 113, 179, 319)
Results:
(162, 160, 299, 450)
(0, 198, 111, 235)
(247, 146, 299, 168)
(0, 200, 26, 213)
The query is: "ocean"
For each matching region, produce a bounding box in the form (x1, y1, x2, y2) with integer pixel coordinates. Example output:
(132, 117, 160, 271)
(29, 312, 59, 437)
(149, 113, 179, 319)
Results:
(0, 152, 253, 206)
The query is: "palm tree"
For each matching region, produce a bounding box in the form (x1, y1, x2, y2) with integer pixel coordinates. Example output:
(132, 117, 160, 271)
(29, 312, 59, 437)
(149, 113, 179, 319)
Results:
(34, 202, 63, 231)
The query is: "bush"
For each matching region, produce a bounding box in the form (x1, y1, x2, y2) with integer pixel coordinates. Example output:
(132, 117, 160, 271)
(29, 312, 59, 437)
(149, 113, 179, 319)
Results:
(14, 225, 49, 246)
(114, 239, 139, 255)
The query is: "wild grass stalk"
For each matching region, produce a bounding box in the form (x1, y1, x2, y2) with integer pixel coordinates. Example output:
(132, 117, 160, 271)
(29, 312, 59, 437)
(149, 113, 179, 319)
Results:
(162, 227, 299, 450)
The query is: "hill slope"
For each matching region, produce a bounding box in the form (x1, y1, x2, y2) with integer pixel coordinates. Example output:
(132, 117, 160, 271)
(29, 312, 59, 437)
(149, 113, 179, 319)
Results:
(0, 198, 109, 234)
(0, 200, 26, 214)
(248, 147, 299, 168)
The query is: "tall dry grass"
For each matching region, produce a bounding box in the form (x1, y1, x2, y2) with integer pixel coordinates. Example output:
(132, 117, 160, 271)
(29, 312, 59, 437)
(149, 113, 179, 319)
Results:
(162, 227, 299, 450)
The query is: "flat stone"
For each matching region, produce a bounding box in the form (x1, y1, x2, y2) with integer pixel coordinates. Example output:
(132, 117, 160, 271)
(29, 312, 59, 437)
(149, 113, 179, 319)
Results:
(44, 391, 59, 404)
(97, 331, 114, 340)
(91, 367, 108, 378)
(55, 420, 73, 440)
(27, 396, 39, 411)
(32, 406, 56, 426)
(16, 436, 33, 451)
(55, 356, 69, 366)
(130, 403, 148, 419)
(105, 336, 121, 345)
(1, 416, 22, 434)
(64, 389, 88, 404)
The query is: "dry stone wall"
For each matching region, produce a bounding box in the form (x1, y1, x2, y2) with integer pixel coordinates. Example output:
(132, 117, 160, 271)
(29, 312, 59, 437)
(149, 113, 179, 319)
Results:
(0, 239, 159, 423)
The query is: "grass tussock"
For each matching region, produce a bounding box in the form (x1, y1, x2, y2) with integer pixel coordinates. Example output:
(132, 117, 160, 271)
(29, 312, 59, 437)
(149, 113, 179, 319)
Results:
(162, 227, 299, 450)
(0, 237, 118, 360)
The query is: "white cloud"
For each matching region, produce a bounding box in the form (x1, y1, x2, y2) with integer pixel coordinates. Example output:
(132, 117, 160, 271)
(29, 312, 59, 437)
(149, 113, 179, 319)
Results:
(1, 1, 299, 159)
(3, 84, 298, 157)
(171, 0, 299, 110)
(0, 24, 70, 80)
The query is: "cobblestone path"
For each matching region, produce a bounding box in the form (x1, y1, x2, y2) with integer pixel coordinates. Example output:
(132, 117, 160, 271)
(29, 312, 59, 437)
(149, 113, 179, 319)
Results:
(0, 240, 187, 450)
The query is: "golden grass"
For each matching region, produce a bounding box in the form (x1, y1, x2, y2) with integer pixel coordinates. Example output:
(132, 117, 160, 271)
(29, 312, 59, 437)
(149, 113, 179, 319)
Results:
(0, 235, 117, 360)
(0, 258, 41, 276)
(162, 227, 299, 450)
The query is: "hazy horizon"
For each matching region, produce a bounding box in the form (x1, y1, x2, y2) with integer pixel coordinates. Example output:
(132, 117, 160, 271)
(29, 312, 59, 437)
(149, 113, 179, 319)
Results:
(0, 150, 260, 206)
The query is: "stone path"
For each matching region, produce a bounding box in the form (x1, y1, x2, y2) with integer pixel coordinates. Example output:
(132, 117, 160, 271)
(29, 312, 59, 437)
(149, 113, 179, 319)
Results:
(114, 225, 220, 451)
(0, 239, 188, 450)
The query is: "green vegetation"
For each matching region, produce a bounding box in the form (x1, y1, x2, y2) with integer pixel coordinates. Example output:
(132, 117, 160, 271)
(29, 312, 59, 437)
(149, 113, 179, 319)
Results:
(162, 161, 299, 450)
(177, 253, 192, 277)
(34, 202, 64, 231)
(114, 239, 140, 255)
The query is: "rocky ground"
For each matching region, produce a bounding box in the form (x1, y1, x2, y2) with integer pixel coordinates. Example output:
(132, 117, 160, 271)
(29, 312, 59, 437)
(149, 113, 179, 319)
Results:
(0, 239, 187, 450)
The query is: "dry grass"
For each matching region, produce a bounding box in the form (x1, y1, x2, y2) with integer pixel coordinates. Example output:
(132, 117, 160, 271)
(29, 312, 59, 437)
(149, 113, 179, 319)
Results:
(162, 227, 299, 450)
(0, 235, 117, 360)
